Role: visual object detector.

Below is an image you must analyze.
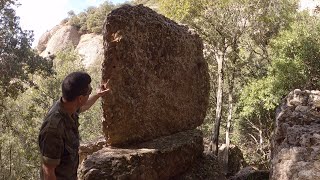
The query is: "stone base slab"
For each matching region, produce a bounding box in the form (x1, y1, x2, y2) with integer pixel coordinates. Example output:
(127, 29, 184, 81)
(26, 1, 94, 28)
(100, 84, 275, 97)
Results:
(79, 129, 203, 180)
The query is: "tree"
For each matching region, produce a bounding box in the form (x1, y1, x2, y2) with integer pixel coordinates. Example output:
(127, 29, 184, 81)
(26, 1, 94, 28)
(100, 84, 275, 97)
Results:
(0, 2, 53, 177)
(0, 46, 82, 179)
(236, 12, 320, 168)
(68, 2, 116, 34)
(0, 45, 106, 179)
(159, 0, 246, 156)
(158, 0, 298, 172)
(0, 0, 52, 99)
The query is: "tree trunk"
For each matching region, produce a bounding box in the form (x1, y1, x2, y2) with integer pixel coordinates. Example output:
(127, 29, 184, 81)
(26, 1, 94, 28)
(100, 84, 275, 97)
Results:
(259, 119, 263, 146)
(0, 142, 2, 178)
(211, 50, 225, 155)
(259, 118, 264, 155)
(9, 143, 12, 178)
(223, 68, 235, 175)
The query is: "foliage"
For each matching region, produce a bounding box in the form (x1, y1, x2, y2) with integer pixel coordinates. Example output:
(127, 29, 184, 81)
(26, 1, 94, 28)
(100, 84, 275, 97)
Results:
(2, 0, 320, 177)
(0, 45, 104, 179)
(133, 0, 158, 9)
(0, 0, 53, 99)
(158, 0, 203, 22)
(79, 54, 105, 141)
(238, 13, 320, 127)
(158, 0, 299, 166)
(0, 1, 52, 178)
(68, 1, 116, 34)
(236, 12, 320, 168)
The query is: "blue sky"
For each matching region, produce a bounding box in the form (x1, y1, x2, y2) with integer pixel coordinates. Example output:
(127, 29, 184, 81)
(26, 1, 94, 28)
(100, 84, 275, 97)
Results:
(15, 0, 128, 47)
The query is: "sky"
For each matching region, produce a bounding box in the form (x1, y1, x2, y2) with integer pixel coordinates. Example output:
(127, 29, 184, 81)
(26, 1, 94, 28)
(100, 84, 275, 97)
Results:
(300, 0, 320, 10)
(15, 0, 128, 47)
(14, 0, 320, 48)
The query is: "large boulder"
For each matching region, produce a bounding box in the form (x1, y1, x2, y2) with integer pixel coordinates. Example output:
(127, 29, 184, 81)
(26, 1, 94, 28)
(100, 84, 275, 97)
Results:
(78, 129, 203, 180)
(37, 25, 104, 68)
(40, 25, 80, 57)
(271, 89, 320, 180)
(79, 137, 106, 164)
(76, 34, 104, 68)
(230, 166, 269, 180)
(36, 25, 61, 53)
(101, 5, 210, 146)
(218, 144, 246, 176)
(176, 152, 227, 180)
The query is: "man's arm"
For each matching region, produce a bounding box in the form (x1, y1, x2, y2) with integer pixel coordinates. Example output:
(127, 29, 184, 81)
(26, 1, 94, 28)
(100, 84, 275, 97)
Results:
(39, 126, 63, 180)
(80, 82, 110, 113)
(42, 163, 57, 180)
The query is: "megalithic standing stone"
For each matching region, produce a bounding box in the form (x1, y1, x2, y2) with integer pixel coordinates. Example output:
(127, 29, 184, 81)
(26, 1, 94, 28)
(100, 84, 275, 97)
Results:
(101, 5, 210, 146)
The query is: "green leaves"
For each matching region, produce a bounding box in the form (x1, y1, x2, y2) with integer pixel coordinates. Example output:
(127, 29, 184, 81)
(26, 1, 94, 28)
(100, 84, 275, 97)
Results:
(68, 2, 116, 34)
(0, 0, 53, 99)
(270, 14, 320, 89)
(237, 14, 320, 158)
(158, 0, 299, 167)
(158, 0, 199, 22)
(0, 46, 89, 179)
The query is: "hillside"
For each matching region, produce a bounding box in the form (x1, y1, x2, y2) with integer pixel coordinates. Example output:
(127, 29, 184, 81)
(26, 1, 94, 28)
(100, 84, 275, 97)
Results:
(36, 0, 159, 68)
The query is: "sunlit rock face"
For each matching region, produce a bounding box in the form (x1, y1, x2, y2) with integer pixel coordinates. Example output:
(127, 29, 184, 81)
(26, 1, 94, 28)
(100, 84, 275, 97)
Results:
(271, 89, 320, 180)
(101, 4, 210, 146)
(76, 34, 104, 68)
(36, 25, 61, 53)
(79, 130, 204, 180)
(37, 25, 103, 68)
(40, 25, 80, 57)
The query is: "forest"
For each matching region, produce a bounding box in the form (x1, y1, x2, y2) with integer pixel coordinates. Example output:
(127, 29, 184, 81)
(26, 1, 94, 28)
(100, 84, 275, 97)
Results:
(1, 0, 319, 179)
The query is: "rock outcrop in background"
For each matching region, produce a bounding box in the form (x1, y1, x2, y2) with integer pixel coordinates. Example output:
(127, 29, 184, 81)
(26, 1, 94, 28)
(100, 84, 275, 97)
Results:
(39, 25, 80, 56)
(271, 89, 320, 180)
(37, 24, 103, 68)
(218, 144, 247, 176)
(78, 5, 222, 180)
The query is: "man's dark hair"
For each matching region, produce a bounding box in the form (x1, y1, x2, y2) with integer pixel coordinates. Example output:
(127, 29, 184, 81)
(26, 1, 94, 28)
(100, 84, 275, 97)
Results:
(62, 71, 91, 101)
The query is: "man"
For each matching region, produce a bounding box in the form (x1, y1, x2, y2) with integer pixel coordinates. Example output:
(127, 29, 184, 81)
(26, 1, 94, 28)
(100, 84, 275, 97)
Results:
(38, 71, 109, 180)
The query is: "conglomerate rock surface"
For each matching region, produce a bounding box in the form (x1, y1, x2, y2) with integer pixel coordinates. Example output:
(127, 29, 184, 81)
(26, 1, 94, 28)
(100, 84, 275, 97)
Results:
(218, 144, 246, 177)
(271, 89, 320, 180)
(79, 130, 204, 180)
(101, 4, 210, 146)
(79, 137, 106, 164)
(176, 152, 227, 180)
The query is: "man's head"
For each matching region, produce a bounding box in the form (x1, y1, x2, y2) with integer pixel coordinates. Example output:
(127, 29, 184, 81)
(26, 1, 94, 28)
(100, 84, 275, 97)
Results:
(62, 72, 92, 102)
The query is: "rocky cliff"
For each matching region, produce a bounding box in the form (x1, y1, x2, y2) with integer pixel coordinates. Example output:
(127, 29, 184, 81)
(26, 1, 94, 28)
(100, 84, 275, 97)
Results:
(271, 89, 320, 180)
(36, 23, 103, 68)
